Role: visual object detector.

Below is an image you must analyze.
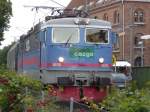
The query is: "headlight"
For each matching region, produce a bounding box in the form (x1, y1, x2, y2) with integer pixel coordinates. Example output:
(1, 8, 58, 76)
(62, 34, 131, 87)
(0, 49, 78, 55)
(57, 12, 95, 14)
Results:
(99, 58, 104, 63)
(58, 57, 64, 63)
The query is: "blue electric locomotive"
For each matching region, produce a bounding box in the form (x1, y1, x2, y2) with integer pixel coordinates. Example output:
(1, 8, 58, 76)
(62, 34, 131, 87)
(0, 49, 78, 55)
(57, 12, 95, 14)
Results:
(7, 16, 117, 101)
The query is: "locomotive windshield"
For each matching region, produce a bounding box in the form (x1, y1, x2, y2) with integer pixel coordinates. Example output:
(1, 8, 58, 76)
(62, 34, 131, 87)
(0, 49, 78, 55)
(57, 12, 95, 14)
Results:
(86, 28, 108, 44)
(52, 27, 79, 43)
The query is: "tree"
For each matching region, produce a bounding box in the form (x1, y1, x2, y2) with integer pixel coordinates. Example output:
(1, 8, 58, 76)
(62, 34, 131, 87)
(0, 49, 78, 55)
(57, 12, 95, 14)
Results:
(0, 42, 14, 68)
(0, 0, 12, 44)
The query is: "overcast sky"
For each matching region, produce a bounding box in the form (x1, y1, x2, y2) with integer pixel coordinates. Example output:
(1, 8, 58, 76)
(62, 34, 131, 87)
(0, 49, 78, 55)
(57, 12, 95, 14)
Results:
(0, 0, 71, 49)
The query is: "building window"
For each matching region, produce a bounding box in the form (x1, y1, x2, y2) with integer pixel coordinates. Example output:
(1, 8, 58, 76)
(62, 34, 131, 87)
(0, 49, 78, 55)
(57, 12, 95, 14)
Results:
(103, 13, 108, 21)
(113, 36, 120, 51)
(134, 9, 144, 23)
(134, 11, 138, 22)
(94, 16, 98, 19)
(139, 11, 144, 22)
(114, 11, 120, 24)
(134, 33, 143, 46)
(134, 56, 142, 67)
(134, 37, 139, 46)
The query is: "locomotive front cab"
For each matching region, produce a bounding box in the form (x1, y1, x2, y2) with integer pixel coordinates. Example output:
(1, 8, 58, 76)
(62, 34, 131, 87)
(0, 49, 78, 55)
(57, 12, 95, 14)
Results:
(39, 18, 113, 101)
(40, 18, 112, 85)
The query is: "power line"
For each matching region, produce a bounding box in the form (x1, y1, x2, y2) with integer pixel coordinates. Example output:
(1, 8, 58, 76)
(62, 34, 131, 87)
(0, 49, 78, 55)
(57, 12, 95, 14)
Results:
(48, 0, 65, 8)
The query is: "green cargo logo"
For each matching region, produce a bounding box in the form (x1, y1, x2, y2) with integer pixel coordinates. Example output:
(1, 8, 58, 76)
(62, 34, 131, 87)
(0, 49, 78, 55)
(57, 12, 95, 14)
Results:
(69, 47, 94, 58)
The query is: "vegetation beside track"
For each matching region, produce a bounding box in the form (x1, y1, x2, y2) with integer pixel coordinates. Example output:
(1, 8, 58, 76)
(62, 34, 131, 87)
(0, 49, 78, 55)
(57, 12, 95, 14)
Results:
(0, 66, 150, 112)
(0, 67, 59, 112)
(81, 82, 150, 112)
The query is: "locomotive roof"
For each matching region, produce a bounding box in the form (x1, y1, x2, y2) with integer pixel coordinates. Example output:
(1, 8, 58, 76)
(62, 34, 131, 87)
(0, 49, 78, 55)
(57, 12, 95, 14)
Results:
(20, 17, 111, 40)
(41, 17, 111, 28)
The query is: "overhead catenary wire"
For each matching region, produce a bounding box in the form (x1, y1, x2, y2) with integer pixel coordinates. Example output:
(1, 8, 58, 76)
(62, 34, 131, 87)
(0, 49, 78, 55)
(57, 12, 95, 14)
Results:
(48, 0, 66, 8)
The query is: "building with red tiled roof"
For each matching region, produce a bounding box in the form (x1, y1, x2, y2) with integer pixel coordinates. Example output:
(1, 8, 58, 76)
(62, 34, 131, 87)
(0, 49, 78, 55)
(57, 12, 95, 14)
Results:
(67, 0, 150, 67)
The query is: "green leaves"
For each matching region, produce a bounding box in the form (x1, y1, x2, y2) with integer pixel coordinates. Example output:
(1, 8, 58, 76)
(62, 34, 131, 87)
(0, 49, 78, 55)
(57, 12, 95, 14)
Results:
(0, 42, 15, 67)
(84, 82, 150, 112)
(0, 0, 12, 42)
(0, 68, 42, 111)
(100, 83, 150, 112)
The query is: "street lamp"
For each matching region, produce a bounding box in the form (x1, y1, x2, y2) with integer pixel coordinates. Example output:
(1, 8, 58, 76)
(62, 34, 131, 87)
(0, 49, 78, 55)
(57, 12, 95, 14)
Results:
(139, 35, 150, 67)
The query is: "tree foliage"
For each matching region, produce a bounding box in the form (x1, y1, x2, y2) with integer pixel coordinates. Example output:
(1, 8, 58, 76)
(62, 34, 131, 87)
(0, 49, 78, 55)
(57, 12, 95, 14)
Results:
(0, 68, 42, 111)
(101, 85, 150, 112)
(0, 0, 12, 44)
(0, 68, 59, 112)
(0, 42, 14, 68)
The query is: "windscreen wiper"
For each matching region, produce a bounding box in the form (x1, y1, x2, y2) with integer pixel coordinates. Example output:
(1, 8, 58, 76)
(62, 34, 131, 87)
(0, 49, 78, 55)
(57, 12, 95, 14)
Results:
(65, 33, 73, 46)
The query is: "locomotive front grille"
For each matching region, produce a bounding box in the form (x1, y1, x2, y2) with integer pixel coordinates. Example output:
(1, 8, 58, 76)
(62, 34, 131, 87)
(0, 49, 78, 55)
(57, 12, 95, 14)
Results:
(75, 77, 89, 86)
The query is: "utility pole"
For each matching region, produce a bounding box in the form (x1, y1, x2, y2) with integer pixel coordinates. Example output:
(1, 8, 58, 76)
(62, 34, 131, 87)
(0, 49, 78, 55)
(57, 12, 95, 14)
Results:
(122, 0, 125, 60)
(85, 0, 88, 13)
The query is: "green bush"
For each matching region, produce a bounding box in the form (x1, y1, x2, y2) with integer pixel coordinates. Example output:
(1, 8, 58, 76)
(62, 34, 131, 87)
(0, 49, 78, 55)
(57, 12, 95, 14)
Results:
(0, 68, 42, 111)
(100, 82, 150, 112)
(83, 82, 150, 112)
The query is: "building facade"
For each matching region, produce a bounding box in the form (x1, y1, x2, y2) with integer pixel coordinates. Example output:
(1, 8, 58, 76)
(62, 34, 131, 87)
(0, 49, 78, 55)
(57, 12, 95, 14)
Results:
(67, 0, 150, 67)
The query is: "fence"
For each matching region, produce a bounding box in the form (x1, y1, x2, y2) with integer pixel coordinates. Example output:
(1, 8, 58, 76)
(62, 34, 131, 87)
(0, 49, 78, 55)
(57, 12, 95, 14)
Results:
(22, 87, 92, 112)
(23, 87, 63, 112)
